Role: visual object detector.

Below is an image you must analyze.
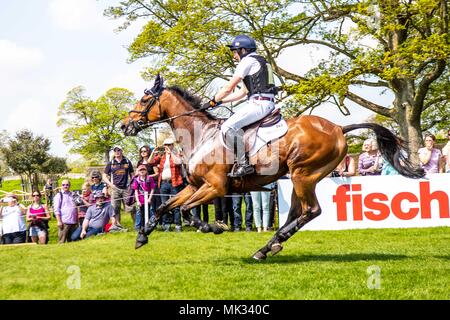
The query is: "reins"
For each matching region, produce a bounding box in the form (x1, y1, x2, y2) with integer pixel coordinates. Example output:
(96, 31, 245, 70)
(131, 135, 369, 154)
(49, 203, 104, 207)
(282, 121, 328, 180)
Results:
(128, 91, 234, 130)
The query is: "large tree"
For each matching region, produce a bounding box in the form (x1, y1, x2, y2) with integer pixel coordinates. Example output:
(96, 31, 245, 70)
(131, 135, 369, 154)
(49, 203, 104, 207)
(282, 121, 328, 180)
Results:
(0, 130, 68, 191)
(105, 0, 449, 159)
(57, 86, 136, 163)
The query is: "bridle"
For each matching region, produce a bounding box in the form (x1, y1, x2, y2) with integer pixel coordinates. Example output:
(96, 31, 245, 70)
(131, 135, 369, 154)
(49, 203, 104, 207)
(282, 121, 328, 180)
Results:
(125, 88, 235, 133)
(127, 95, 160, 132)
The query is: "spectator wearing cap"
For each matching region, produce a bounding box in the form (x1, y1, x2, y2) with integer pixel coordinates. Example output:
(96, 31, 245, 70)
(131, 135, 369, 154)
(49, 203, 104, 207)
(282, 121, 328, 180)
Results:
(71, 191, 116, 241)
(153, 137, 184, 232)
(135, 145, 160, 230)
(132, 164, 156, 231)
(441, 130, 450, 173)
(418, 133, 442, 176)
(53, 179, 78, 243)
(103, 145, 135, 226)
(0, 193, 27, 244)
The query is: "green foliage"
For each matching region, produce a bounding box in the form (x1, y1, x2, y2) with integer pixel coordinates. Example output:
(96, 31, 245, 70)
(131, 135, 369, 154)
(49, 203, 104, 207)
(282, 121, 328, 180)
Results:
(104, 0, 449, 155)
(57, 87, 136, 163)
(0, 130, 67, 190)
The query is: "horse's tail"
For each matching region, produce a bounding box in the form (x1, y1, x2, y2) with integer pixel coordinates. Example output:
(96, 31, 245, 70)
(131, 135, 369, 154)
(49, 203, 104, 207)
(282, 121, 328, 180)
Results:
(342, 123, 425, 179)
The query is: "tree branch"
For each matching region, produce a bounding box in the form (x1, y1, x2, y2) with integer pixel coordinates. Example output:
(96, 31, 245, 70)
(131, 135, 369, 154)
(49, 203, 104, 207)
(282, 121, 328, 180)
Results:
(345, 91, 392, 117)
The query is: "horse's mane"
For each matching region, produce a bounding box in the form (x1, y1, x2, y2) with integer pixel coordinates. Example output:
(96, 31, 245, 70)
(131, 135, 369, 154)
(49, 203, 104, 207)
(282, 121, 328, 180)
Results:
(168, 86, 217, 120)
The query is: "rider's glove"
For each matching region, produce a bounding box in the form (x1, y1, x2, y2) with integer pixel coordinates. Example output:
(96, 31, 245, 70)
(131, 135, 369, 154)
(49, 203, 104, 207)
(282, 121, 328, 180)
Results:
(202, 98, 222, 110)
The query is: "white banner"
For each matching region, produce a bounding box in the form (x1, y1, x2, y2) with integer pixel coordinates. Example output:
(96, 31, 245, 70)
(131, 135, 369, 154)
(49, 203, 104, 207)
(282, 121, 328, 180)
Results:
(278, 174, 450, 230)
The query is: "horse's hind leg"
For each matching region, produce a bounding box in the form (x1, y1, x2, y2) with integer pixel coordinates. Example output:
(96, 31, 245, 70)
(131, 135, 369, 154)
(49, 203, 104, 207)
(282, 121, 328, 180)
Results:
(253, 175, 321, 260)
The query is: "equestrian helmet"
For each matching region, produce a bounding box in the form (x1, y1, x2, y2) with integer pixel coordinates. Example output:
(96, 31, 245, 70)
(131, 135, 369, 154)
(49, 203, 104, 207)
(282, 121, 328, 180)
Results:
(227, 35, 257, 51)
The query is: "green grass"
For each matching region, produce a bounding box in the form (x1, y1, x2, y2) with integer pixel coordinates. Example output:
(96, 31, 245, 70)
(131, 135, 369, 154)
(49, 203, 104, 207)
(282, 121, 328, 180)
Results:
(1, 178, 85, 193)
(0, 212, 449, 300)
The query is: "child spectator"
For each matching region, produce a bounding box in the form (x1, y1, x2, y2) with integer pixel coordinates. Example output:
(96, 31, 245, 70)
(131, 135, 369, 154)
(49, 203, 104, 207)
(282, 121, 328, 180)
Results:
(418, 133, 442, 176)
(132, 164, 155, 231)
(78, 182, 94, 225)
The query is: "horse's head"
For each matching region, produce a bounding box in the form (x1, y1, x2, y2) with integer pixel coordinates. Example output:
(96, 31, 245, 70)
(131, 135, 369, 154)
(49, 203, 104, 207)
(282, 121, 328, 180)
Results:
(121, 74, 165, 136)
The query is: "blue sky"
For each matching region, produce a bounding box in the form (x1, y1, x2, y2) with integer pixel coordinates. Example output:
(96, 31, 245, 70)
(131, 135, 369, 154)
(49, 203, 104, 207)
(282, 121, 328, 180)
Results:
(0, 0, 386, 159)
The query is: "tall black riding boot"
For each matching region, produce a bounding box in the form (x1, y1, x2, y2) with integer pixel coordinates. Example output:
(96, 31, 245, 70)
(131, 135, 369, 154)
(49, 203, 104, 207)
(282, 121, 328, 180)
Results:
(228, 151, 255, 177)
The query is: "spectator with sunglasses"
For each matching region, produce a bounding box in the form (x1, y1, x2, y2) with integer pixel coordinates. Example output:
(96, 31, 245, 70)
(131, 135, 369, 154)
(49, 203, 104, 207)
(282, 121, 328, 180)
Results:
(53, 179, 78, 243)
(26, 191, 51, 244)
(103, 146, 135, 227)
(90, 170, 108, 198)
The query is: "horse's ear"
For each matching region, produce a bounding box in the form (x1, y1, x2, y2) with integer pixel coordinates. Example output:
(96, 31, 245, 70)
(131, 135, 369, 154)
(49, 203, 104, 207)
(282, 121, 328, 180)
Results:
(145, 74, 165, 97)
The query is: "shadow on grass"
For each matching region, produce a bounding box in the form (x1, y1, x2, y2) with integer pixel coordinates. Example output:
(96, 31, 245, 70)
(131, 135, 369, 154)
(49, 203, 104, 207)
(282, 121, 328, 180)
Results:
(241, 253, 408, 264)
(434, 255, 450, 260)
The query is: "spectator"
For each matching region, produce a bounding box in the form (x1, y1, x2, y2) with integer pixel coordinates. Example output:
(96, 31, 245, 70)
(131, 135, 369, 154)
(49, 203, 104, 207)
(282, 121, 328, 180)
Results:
(331, 154, 356, 177)
(71, 191, 116, 241)
(53, 179, 78, 243)
(0, 176, 3, 188)
(78, 182, 94, 225)
(358, 138, 382, 176)
(251, 183, 275, 232)
(441, 129, 450, 173)
(231, 192, 253, 232)
(103, 145, 135, 227)
(213, 197, 232, 231)
(418, 133, 442, 175)
(26, 191, 50, 244)
(90, 170, 108, 197)
(42, 178, 54, 209)
(154, 138, 184, 232)
(135, 145, 160, 231)
(0, 193, 27, 244)
(132, 164, 155, 231)
(192, 203, 209, 225)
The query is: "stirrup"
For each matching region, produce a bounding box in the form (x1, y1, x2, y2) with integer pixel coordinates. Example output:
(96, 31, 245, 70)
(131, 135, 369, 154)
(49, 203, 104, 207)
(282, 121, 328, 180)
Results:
(228, 164, 255, 178)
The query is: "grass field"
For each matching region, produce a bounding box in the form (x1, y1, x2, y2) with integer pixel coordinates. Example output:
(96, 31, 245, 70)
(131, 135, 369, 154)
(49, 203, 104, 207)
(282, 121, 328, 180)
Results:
(0, 212, 449, 300)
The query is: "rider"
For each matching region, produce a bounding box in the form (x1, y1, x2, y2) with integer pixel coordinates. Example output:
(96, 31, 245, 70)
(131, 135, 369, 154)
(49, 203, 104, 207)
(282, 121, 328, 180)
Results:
(204, 35, 278, 178)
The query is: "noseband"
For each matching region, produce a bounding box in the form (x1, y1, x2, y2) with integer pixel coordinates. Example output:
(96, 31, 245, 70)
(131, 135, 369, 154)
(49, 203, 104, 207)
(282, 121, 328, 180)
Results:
(127, 95, 160, 131)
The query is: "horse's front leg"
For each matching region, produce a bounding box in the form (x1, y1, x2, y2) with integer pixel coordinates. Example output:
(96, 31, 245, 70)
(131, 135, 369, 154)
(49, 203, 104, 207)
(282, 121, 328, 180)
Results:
(135, 184, 197, 249)
(178, 183, 226, 234)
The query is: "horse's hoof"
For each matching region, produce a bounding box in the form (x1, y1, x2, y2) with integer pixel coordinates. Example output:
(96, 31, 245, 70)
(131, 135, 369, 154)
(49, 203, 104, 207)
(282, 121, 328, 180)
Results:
(252, 251, 267, 261)
(271, 243, 283, 256)
(210, 223, 224, 234)
(135, 233, 148, 250)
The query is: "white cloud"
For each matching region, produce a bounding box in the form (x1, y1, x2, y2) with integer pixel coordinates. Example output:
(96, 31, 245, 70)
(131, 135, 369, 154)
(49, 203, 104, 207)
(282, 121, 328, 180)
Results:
(48, 0, 111, 31)
(0, 39, 44, 72)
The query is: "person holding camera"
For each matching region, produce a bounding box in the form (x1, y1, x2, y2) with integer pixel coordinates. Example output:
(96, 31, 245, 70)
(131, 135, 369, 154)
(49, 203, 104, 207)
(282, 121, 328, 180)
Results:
(153, 138, 184, 232)
(71, 191, 116, 241)
(53, 179, 78, 243)
(26, 191, 51, 244)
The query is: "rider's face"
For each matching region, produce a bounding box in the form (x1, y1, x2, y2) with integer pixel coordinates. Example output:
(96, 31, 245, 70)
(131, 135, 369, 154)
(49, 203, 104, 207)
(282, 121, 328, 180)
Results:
(231, 50, 241, 62)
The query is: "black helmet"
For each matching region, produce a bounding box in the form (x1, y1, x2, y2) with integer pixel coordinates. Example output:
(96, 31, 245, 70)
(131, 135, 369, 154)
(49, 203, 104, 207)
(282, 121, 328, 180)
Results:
(227, 35, 257, 51)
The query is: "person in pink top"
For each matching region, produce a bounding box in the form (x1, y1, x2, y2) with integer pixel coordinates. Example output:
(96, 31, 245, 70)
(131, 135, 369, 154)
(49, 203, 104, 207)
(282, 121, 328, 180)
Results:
(132, 164, 155, 232)
(418, 133, 442, 176)
(27, 191, 51, 244)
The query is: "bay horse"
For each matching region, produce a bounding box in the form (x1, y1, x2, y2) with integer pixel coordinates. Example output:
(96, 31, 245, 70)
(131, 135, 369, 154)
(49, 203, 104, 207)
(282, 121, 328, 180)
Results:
(122, 75, 424, 260)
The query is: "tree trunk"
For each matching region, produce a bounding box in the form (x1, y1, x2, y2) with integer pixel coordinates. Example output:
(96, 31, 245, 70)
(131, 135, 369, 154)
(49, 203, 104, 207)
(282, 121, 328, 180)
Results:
(392, 93, 422, 165)
(104, 149, 110, 164)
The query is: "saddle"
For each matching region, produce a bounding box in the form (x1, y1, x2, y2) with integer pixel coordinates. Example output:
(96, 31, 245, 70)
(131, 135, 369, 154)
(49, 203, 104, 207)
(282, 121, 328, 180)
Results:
(219, 108, 283, 152)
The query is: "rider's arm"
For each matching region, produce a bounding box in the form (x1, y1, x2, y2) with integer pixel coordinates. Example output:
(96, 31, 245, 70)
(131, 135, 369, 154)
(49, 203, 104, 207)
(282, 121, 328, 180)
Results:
(214, 75, 244, 103)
